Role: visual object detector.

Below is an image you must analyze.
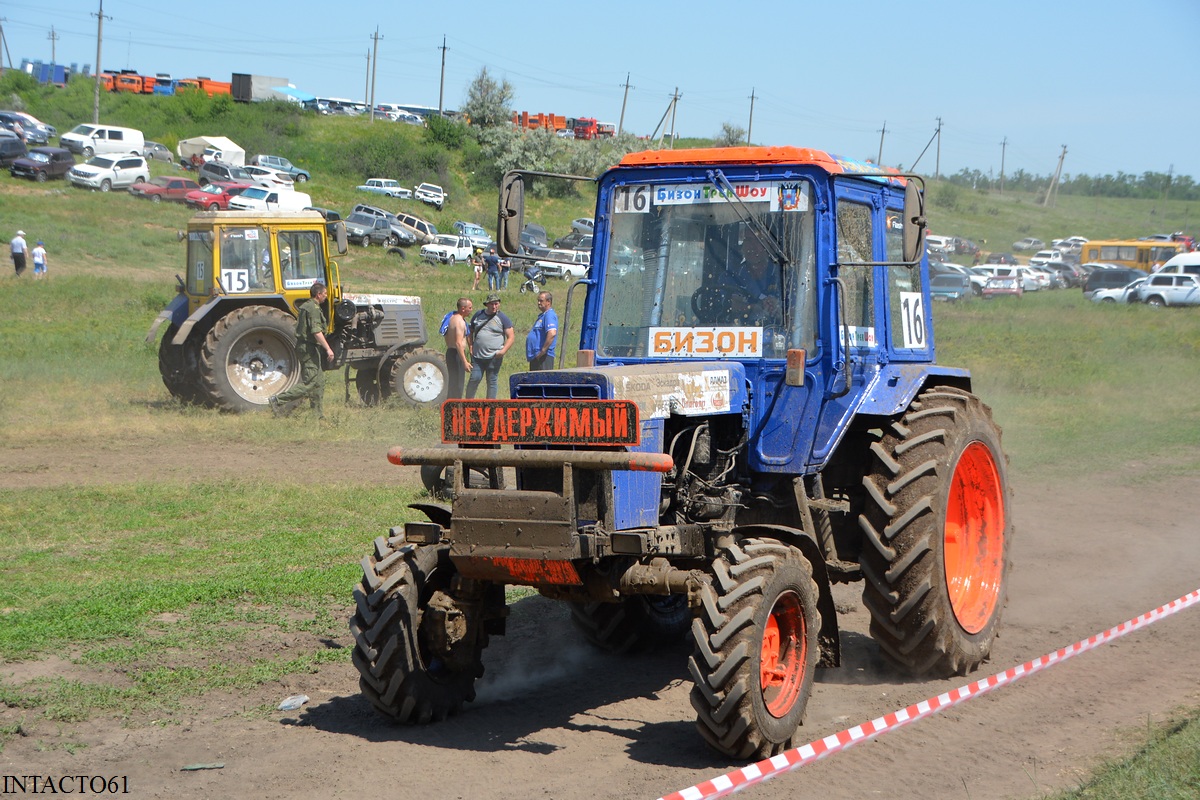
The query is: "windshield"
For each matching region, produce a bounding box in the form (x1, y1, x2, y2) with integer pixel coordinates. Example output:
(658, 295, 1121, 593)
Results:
(28, 152, 50, 164)
(597, 179, 817, 359)
(242, 188, 269, 200)
(69, 125, 96, 136)
(435, 235, 457, 246)
(150, 177, 170, 187)
(346, 214, 374, 225)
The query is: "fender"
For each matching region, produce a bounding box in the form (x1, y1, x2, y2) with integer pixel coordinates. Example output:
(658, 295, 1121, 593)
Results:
(855, 363, 971, 417)
(143, 292, 189, 344)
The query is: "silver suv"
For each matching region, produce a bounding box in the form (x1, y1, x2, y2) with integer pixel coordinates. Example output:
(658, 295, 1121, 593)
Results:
(197, 160, 253, 186)
(67, 155, 149, 192)
(1136, 273, 1200, 307)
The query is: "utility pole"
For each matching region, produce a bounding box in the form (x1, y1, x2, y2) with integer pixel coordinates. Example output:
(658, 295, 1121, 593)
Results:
(1042, 145, 1067, 207)
(934, 116, 943, 180)
(364, 50, 370, 110)
(369, 28, 382, 121)
(48, 26, 60, 64)
(1164, 163, 1174, 205)
(667, 87, 680, 149)
(999, 136, 1007, 195)
(746, 87, 756, 145)
(0, 18, 9, 73)
(437, 36, 448, 115)
(876, 120, 887, 166)
(617, 72, 634, 136)
(92, 1, 110, 125)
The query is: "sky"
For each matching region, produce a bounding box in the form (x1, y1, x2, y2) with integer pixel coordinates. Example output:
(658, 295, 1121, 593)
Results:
(4, 0, 1199, 181)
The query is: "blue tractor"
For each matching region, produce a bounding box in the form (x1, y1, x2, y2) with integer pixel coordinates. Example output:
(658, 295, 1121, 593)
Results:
(351, 146, 1011, 759)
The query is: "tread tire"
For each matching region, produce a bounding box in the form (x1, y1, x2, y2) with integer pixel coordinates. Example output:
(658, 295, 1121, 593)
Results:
(689, 539, 820, 759)
(350, 541, 489, 723)
(859, 386, 1011, 678)
(199, 306, 298, 412)
(387, 348, 449, 407)
(157, 323, 204, 405)
(570, 595, 692, 653)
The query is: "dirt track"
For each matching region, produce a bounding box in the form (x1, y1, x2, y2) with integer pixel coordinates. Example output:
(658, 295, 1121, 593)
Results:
(2, 442, 1199, 800)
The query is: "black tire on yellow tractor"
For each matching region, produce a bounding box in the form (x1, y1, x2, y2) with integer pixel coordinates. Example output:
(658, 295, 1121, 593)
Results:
(199, 306, 298, 412)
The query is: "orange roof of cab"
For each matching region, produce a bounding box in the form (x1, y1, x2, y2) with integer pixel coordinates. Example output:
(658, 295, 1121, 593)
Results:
(619, 146, 841, 168)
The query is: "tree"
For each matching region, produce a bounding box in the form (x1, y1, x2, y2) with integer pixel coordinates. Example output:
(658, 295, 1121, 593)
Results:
(462, 67, 514, 128)
(716, 122, 746, 147)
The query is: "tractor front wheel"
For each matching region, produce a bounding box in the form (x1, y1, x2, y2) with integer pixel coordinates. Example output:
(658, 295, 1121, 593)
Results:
(859, 386, 1011, 678)
(387, 348, 448, 407)
(350, 541, 496, 723)
(199, 306, 298, 412)
(689, 539, 820, 759)
(570, 595, 692, 653)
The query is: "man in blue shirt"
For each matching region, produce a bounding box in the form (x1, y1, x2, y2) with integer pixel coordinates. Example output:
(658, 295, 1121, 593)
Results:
(482, 246, 502, 291)
(526, 291, 558, 371)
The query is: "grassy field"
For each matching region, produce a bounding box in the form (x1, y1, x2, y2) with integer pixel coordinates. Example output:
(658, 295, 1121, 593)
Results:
(1, 96, 1199, 791)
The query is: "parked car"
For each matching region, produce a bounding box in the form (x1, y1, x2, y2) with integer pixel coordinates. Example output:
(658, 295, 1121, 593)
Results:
(1025, 265, 1060, 289)
(1012, 237, 1045, 251)
(249, 154, 310, 182)
(356, 178, 412, 199)
(571, 218, 595, 234)
(12, 112, 54, 143)
(1082, 267, 1147, 299)
(931, 262, 986, 296)
(1154, 252, 1200, 277)
(985, 252, 1020, 265)
(925, 234, 955, 253)
(1090, 278, 1145, 304)
(0, 132, 27, 167)
(523, 223, 548, 247)
(9, 146, 75, 181)
(1135, 273, 1200, 307)
(184, 181, 254, 210)
(1028, 249, 1064, 267)
(128, 176, 201, 203)
(976, 265, 1039, 291)
(413, 182, 447, 210)
(0, 111, 28, 141)
(67, 154, 150, 192)
(982, 275, 1024, 299)
(452, 221, 492, 251)
(143, 141, 174, 163)
(929, 273, 972, 302)
(954, 238, 980, 256)
(420, 234, 474, 264)
(393, 210, 438, 245)
(197, 160, 253, 186)
(552, 230, 593, 250)
(242, 164, 294, 189)
(352, 205, 419, 245)
(345, 212, 404, 247)
(534, 249, 591, 280)
(304, 206, 344, 237)
(227, 187, 312, 212)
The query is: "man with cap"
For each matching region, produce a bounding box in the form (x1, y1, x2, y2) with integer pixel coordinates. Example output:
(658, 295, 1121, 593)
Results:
(11, 231, 28, 277)
(465, 292, 514, 399)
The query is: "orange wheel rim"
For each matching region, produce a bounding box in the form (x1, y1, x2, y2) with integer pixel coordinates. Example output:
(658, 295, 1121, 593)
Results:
(759, 590, 807, 718)
(944, 441, 1006, 633)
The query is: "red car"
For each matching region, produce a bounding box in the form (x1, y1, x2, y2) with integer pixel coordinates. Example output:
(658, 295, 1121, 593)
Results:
(129, 176, 201, 203)
(184, 181, 254, 211)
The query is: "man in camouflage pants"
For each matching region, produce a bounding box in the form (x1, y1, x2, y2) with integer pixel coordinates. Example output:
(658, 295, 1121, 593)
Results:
(270, 282, 335, 419)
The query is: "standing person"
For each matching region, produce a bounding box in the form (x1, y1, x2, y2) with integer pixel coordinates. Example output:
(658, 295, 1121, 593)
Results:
(269, 282, 335, 419)
(470, 247, 483, 291)
(526, 290, 558, 371)
(11, 230, 28, 277)
(464, 292, 514, 400)
(443, 296, 473, 399)
(483, 246, 501, 291)
(499, 256, 511, 290)
(31, 240, 48, 279)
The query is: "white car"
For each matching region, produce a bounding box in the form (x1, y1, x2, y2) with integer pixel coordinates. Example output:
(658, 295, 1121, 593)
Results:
(1090, 278, 1144, 304)
(67, 154, 150, 192)
(1028, 249, 1064, 267)
(420, 234, 474, 264)
(242, 164, 294, 189)
(534, 249, 591, 280)
(228, 188, 312, 212)
(357, 178, 412, 199)
(452, 221, 491, 251)
(413, 182, 447, 210)
(1135, 273, 1200, 307)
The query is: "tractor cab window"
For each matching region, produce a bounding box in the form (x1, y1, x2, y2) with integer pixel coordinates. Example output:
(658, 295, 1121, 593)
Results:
(836, 200, 876, 348)
(186, 231, 214, 296)
(599, 179, 816, 359)
(886, 207, 928, 352)
(275, 230, 325, 290)
(215, 226, 270, 294)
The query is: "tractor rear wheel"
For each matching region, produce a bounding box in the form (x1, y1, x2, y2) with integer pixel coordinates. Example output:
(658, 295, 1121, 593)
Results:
(199, 306, 298, 412)
(355, 365, 382, 406)
(387, 348, 448, 407)
(157, 324, 204, 404)
(350, 541, 493, 723)
(859, 386, 1011, 678)
(571, 595, 692, 653)
(689, 539, 820, 759)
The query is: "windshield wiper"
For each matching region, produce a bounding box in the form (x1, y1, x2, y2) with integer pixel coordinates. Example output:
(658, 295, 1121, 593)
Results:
(706, 169, 790, 267)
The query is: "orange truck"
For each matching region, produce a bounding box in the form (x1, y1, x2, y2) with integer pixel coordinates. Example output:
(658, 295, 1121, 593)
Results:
(512, 111, 568, 132)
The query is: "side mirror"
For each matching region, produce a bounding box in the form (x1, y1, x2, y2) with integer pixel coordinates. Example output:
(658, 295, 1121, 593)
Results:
(497, 172, 525, 258)
(334, 221, 348, 255)
(902, 179, 926, 264)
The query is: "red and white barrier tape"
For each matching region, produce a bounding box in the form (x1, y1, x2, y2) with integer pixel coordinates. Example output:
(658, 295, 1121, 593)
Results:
(660, 588, 1200, 800)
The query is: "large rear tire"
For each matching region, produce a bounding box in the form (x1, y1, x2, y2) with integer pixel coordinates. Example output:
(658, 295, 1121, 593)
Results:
(199, 306, 298, 412)
(387, 348, 448, 407)
(689, 539, 820, 759)
(355, 365, 383, 406)
(571, 595, 692, 653)
(859, 386, 1011, 677)
(350, 541, 494, 723)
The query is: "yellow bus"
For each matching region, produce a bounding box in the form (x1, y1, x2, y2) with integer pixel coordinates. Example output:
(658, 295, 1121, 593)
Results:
(1080, 239, 1185, 271)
